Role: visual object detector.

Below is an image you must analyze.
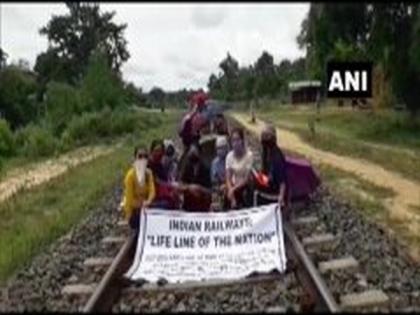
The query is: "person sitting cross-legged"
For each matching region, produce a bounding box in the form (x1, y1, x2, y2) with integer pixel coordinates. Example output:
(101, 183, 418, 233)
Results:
(225, 127, 254, 210)
(256, 125, 288, 216)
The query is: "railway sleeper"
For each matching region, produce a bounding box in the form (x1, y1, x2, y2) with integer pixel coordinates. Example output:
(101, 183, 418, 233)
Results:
(302, 233, 338, 252)
(339, 289, 389, 311)
(117, 220, 128, 227)
(292, 216, 319, 227)
(83, 257, 114, 267)
(101, 236, 126, 245)
(318, 256, 359, 274)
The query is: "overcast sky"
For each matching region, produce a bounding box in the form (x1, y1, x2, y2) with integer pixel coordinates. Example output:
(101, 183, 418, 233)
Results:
(0, 2, 309, 92)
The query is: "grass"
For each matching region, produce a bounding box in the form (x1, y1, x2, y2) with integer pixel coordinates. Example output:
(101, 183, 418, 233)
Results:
(256, 104, 420, 183)
(301, 160, 420, 260)
(316, 163, 395, 220)
(0, 112, 179, 283)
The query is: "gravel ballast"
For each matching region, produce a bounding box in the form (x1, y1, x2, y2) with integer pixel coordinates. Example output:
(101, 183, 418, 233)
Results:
(1, 121, 420, 312)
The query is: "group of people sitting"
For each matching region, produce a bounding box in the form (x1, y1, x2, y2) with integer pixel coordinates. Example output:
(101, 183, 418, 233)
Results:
(121, 94, 319, 230)
(120, 92, 318, 232)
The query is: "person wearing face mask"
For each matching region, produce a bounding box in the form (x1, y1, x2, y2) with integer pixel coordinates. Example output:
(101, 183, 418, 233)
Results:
(225, 127, 254, 209)
(148, 139, 167, 182)
(257, 124, 288, 212)
(121, 145, 156, 231)
(178, 144, 212, 212)
(148, 139, 180, 209)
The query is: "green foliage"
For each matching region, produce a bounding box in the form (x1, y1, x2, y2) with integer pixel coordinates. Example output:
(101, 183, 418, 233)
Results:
(35, 2, 129, 85)
(0, 47, 7, 70)
(61, 108, 161, 147)
(0, 119, 15, 156)
(0, 65, 38, 129)
(80, 51, 125, 112)
(15, 124, 58, 158)
(298, 3, 420, 117)
(208, 52, 307, 103)
(44, 81, 82, 135)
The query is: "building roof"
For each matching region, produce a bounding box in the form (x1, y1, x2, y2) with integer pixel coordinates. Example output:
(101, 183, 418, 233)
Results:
(288, 80, 322, 91)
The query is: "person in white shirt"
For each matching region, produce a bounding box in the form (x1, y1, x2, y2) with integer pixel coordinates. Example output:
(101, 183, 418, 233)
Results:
(225, 127, 254, 209)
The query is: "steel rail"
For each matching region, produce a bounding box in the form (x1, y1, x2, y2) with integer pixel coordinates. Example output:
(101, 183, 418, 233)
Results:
(82, 232, 136, 313)
(284, 222, 340, 312)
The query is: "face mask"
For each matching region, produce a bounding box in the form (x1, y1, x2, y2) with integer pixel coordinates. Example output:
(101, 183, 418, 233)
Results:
(232, 139, 244, 155)
(134, 158, 147, 185)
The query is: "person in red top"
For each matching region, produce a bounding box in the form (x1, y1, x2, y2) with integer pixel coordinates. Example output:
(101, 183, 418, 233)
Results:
(178, 91, 209, 179)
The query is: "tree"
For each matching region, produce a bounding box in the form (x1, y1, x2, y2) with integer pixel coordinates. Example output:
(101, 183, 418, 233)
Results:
(35, 2, 129, 85)
(403, 4, 420, 116)
(80, 50, 126, 112)
(0, 48, 7, 70)
(124, 82, 146, 107)
(0, 65, 38, 128)
(44, 81, 82, 135)
(219, 53, 240, 101)
(297, 3, 369, 82)
(149, 87, 165, 109)
(254, 51, 277, 98)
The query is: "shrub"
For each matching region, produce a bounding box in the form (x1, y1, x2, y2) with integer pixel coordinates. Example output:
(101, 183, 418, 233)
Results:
(0, 118, 15, 156)
(61, 108, 163, 146)
(79, 52, 126, 112)
(15, 124, 58, 157)
(44, 81, 82, 135)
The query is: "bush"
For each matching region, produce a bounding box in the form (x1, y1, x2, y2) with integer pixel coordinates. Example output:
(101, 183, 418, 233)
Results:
(61, 108, 162, 146)
(0, 66, 38, 129)
(0, 118, 15, 156)
(15, 124, 58, 157)
(44, 81, 82, 135)
(79, 52, 126, 112)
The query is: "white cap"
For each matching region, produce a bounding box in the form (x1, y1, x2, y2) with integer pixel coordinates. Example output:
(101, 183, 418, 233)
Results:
(216, 136, 228, 148)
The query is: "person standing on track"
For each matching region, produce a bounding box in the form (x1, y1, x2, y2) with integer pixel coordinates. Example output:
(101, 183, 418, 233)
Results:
(178, 91, 209, 179)
(225, 127, 254, 209)
(121, 145, 156, 231)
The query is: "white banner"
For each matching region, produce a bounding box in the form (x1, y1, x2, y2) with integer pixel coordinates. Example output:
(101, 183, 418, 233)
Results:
(124, 204, 286, 283)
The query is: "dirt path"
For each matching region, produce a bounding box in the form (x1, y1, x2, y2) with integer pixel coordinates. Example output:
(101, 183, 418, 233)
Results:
(232, 113, 420, 256)
(0, 145, 117, 204)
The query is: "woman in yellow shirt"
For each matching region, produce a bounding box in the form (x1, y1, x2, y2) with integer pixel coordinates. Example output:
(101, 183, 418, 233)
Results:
(122, 145, 156, 231)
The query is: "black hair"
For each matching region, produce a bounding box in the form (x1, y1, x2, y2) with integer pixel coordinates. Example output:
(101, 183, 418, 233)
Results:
(134, 145, 147, 157)
(230, 127, 244, 141)
(150, 139, 164, 152)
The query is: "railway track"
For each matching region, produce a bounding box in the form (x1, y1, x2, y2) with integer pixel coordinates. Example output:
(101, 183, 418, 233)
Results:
(58, 118, 389, 313)
(61, 210, 389, 312)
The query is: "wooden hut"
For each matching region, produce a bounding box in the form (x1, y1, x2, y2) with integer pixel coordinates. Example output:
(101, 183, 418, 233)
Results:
(288, 81, 322, 105)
